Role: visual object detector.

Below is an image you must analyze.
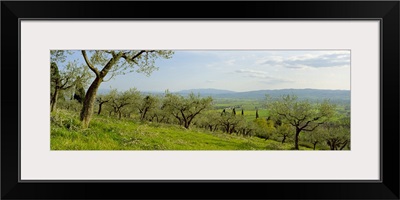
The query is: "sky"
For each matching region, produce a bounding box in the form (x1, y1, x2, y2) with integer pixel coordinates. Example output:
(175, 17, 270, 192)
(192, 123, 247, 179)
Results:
(62, 50, 350, 92)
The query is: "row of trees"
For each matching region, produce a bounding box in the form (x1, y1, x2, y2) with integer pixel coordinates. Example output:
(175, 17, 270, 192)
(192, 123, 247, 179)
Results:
(80, 89, 213, 130)
(195, 104, 350, 150)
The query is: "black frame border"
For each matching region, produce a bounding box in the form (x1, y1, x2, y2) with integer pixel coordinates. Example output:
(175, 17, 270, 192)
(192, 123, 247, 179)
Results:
(2, 1, 399, 199)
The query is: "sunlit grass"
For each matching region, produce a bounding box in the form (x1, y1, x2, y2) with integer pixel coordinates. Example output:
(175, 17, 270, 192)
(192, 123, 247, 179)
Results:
(51, 109, 315, 150)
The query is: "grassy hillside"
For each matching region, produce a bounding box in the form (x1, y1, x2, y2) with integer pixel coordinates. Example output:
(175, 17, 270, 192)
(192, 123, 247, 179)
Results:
(51, 109, 313, 150)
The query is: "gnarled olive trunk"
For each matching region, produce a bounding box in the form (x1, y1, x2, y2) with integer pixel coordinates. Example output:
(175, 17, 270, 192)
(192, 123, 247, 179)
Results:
(118, 110, 122, 119)
(140, 108, 149, 121)
(50, 88, 59, 112)
(294, 128, 301, 150)
(183, 120, 190, 129)
(80, 77, 102, 128)
(98, 103, 104, 115)
(97, 101, 108, 115)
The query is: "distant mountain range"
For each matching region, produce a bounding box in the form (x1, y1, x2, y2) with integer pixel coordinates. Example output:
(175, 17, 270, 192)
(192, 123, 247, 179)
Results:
(98, 88, 350, 104)
(178, 88, 236, 94)
(176, 88, 350, 103)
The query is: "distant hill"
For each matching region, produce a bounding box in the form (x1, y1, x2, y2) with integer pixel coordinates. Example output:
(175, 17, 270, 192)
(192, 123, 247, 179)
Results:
(178, 88, 236, 95)
(97, 88, 350, 104)
(176, 88, 350, 104)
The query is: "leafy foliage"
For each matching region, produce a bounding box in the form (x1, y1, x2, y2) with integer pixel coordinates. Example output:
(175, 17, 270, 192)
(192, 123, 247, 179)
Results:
(268, 95, 336, 150)
(108, 88, 141, 119)
(50, 61, 91, 112)
(163, 92, 213, 129)
(79, 50, 174, 128)
(275, 123, 294, 144)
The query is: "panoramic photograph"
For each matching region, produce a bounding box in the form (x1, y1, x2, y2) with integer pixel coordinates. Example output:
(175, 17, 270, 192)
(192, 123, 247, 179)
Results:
(50, 50, 350, 150)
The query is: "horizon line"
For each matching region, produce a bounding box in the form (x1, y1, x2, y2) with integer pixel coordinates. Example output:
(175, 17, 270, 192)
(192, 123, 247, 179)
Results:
(98, 87, 351, 93)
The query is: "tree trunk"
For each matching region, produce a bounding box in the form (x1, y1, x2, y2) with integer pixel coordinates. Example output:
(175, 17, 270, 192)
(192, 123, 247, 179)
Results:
(98, 102, 104, 115)
(213, 125, 218, 132)
(118, 110, 122, 119)
(184, 120, 190, 129)
(50, 88, 59, 112)
(282, 136, 287, 144)
(225, 124, 230, 133)
(313, 142, 318, 150)
(329, 142, 335, 150)
(80, 77, 102, 128)
(294, 128, 301, 150)
(141, 108, 148, 121)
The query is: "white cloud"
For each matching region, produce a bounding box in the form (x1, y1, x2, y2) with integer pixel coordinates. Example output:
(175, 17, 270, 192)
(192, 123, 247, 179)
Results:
(236, 69, 269, 75)
(258, 51, 350, 69)
(235, 68, 292, 84)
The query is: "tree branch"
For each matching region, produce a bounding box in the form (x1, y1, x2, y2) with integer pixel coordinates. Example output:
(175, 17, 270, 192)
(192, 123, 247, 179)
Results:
(60, 84, 75, 91)
(102, 73, 117, 82)
(122, 50, 156, 64)
(81, 50, 100, 76)
(99, 52, 124, 78)
(299, 115, 324, 130)
(340, 140, 348, 150)
(60, 77, 71, 88)
(302, 122, 325, 132)
(104, 50, 116, 57)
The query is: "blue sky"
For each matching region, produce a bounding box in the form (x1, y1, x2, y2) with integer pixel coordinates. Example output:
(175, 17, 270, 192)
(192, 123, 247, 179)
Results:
(63, 50, 350, 92)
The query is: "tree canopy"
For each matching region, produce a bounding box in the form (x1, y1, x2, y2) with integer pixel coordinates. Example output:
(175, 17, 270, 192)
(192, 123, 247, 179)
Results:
(79, 50, 174, 128)
(268, 95, 336, 149)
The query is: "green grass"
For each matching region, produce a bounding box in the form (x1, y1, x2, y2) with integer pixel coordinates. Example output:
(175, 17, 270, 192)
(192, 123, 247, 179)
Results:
(213, 98, 270, 121)
(51, 109, 313, 150)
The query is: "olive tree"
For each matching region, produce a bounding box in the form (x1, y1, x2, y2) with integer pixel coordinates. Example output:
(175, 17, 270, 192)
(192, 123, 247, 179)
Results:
(219, 114, 243, 134)
(275, 123, 294, 144)
(323, 121, 350, 150)
(237, 119, 257, 137)
(71, 67, 93, 104)
(198, 112, 221, 132)
(108, 88, 141, 119)
(147, 96, 170, 123)
(96, 94, 111, 115)
(253, 118, 275, 140)
(303, 127, 326, 150)
(50, 61, 85, 112)
(268, 95, 335, 150)
(79, 50, 173, 128)
(164, 92, 213, 129)
(137, 95, 159, 121)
